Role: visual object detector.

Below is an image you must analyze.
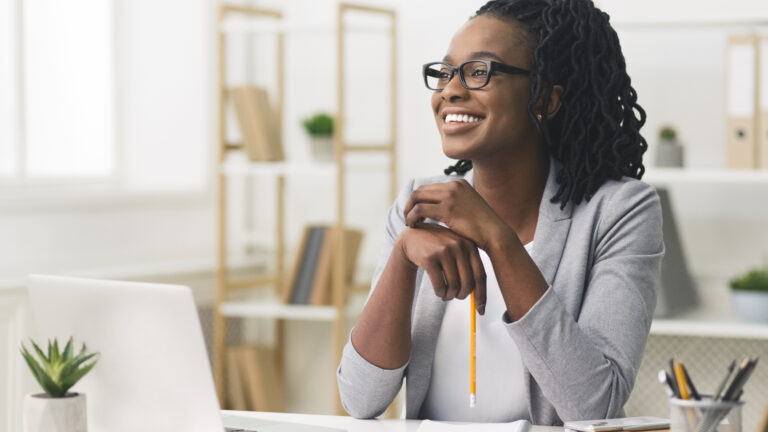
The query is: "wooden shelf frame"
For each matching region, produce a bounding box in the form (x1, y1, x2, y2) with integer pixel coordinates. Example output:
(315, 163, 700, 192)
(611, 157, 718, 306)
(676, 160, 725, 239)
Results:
(214, 4, 286, 406)
(212, 3, 398, 413)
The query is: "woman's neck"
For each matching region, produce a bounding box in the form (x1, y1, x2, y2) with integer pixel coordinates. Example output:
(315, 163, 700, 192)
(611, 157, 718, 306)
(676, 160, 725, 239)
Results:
(471, 146, 549, 244)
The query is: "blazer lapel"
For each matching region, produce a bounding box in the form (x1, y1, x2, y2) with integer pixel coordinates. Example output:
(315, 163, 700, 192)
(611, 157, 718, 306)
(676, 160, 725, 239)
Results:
(531, 158, 573, 286)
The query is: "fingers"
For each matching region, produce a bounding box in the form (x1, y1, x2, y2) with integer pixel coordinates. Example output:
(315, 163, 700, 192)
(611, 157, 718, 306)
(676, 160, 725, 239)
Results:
(404, 203, 444, 228)
(439, 254, 461, 301)
(455, 243, 475, 301)
(429, 240, 484, 304)
(423, 258, 447, 299)
(404, 181, 469, 224)
(469, 249, 487, 315)
(403, 186, 443, 220)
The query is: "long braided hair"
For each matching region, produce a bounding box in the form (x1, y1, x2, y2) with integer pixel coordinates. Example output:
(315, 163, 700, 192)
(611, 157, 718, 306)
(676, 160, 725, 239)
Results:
(443, 0, 647, 208)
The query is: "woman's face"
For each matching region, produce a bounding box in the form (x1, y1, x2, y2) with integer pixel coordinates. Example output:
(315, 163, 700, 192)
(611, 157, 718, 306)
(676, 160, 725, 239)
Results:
(431, 16, 539, 163)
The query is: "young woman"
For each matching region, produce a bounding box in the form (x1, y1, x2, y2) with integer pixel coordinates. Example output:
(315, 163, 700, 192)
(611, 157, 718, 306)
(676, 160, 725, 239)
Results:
(337, 0, 663, 425)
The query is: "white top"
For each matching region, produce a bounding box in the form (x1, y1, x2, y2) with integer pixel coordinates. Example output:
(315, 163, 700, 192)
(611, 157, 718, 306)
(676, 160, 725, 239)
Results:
(421, 242, 534, 422)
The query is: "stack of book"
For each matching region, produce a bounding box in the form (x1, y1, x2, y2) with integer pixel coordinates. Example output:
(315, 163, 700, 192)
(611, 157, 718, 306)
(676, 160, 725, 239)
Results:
(283, 225, 364, 305)
(230, 86, 284, 162)
(225, 344, 284, 412)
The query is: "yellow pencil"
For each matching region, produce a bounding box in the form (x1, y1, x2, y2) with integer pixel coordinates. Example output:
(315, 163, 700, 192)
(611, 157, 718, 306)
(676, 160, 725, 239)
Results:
(470, 290, 477, 408)
(673, 357, 690, 400)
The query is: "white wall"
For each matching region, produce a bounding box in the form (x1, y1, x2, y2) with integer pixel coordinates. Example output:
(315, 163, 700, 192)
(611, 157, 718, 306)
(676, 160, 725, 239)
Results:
(0, 0, 215, 283)
(597, 0, 768, 280)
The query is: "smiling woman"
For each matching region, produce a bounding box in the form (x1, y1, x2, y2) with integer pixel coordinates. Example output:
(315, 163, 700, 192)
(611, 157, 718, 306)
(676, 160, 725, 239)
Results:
(338, 0, 662, 426)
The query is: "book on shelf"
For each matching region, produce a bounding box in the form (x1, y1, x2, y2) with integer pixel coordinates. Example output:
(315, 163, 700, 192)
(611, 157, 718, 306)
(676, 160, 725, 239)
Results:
(284, 225, 364, 306)
(310, 228, 364, 306)
(225, 346, 248, 411)
(233, 344, 284, 412)
(230, 86, 284, 162)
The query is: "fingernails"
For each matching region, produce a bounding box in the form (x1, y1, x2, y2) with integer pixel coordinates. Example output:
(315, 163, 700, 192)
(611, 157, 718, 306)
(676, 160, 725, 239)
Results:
(478, 304, 485, 315)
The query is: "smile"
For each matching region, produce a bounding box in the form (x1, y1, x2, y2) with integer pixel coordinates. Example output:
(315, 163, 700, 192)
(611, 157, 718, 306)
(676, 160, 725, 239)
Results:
(443, 113, 485, 123)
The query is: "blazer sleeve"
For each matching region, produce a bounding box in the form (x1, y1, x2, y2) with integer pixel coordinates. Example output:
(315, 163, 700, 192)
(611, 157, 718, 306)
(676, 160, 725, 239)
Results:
(336, 179, 415, 419)
(505, 180, 664, 422)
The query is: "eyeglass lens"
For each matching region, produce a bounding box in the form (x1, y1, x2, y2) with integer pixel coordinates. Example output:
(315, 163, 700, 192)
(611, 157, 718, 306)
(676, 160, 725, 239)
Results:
(425, 61, 489, 90)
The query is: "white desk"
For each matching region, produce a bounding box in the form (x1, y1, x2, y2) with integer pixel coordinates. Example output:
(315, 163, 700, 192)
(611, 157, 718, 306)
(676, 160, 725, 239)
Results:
(222, 410, 563, 432)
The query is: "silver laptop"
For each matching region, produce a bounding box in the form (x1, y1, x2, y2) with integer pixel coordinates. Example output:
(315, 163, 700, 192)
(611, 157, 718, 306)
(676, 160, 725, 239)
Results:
(27, 274, 342, 432)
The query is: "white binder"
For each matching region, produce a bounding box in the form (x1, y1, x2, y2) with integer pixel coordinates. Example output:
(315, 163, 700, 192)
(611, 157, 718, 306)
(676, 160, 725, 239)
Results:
(725, 34, 759, 169)
(759, 35, 768, 169)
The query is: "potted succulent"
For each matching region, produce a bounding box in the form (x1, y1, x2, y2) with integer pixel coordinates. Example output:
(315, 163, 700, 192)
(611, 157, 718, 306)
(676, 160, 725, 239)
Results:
(656, 125, 684, 167)
(730, 268, 768, 323)
(301, 112, 335, 162)
(21, 338, 98, 432)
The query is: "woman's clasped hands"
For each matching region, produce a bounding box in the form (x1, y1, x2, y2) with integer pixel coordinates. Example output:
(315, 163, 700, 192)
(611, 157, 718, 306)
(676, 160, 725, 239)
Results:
(397, 179, 510, 316)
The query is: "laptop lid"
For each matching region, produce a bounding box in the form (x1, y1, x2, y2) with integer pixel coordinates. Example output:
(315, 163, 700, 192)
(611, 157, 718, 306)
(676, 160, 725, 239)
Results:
(27, 274, 224, 432)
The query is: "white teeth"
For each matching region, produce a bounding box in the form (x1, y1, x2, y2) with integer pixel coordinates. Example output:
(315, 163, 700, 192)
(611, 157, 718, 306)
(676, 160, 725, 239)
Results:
(445, 113, 482, 123)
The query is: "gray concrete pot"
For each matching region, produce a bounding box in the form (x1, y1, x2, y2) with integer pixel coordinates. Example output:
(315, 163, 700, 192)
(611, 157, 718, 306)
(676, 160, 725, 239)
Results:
(731, 290, 768, 323)
(23, 392, 87, 432)
(656, 137, 684, 167)
(310, 136, 334, 162)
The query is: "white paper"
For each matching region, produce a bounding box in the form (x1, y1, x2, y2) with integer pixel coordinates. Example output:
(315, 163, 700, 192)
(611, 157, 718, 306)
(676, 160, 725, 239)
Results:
(417, 419, 532, 432)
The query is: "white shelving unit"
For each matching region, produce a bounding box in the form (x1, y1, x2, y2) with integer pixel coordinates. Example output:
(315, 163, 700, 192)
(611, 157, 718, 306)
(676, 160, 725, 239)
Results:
(644, 167, 768, 186)
(651, 319, 768, 339)
(220, 153, 389, 178)
(220, 300, 338, 321)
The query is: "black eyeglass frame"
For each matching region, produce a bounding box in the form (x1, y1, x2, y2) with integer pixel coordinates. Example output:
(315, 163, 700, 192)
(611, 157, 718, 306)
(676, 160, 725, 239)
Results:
(422, 59, 531, 91)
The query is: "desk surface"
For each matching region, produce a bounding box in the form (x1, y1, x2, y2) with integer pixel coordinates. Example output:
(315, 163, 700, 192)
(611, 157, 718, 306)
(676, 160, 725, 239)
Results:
(222, 410, 562, 432)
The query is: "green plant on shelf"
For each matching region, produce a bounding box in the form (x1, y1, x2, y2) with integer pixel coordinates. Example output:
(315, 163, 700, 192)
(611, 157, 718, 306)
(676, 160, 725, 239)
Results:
(730, 268, 768, 293)
(301, 113, 334, 137)
(20, 337, 99, 397)
(659, 125, 677, 140)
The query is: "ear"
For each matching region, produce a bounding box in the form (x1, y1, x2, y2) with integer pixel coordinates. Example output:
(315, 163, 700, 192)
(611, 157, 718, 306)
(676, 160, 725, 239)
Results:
(535, 84, 564, 120)
(545, 85, 564, 119)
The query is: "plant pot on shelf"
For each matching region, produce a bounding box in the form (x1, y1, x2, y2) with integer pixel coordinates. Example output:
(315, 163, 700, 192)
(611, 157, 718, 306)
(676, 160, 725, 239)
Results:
(729, 268, 768, 323)
(656, 137, 684, 167)
(731, 290, 768, 324)
(309, 135, 334, 162)
(23, 393, 87, 432)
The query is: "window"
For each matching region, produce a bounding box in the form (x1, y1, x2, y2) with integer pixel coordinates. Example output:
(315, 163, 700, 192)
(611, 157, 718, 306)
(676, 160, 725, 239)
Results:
(0, 0, 18, 177)
(1, 0, 113, 182)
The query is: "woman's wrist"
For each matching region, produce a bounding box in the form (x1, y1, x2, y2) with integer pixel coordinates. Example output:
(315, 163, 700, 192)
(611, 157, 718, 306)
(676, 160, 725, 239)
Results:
(395, 231, 417, 267)
(485, 222, 522, 257)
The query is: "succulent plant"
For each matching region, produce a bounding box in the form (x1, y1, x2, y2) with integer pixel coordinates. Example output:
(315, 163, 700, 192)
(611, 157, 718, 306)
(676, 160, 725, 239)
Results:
(730, 268, 768, 293)
(659, 125, 677, 140)
(302, 113, 334, 137)
(20, 338, 98, 397)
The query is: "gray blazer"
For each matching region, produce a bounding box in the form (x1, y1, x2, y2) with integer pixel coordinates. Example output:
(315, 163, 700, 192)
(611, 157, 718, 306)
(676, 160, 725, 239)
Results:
(337, 158, 664, 425)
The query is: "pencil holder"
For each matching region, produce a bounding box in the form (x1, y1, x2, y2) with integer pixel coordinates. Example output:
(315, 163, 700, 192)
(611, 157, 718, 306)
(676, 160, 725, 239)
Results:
(669, 396, 744, 432)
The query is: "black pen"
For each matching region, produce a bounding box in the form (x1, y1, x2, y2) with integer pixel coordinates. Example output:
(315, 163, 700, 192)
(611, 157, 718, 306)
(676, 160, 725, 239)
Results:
(723, 357, 757, 401)
(681, 362, 701, 400)
(713, 360, 736, 401)
(668, 359, 680, 398)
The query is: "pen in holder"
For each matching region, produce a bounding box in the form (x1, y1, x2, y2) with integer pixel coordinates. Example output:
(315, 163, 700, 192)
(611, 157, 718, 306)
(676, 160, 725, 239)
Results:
(669, 396, 744, 432)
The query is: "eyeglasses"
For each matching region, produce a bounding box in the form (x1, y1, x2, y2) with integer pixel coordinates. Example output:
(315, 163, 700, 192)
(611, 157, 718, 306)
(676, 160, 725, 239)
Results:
(422, 60, 531, 91)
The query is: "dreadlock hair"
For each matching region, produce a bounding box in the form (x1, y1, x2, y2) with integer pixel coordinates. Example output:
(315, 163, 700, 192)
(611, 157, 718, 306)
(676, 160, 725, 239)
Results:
(443, 0, 647, 208)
